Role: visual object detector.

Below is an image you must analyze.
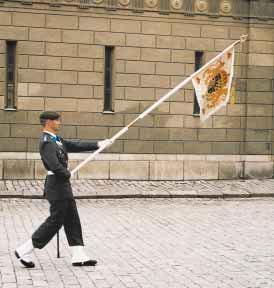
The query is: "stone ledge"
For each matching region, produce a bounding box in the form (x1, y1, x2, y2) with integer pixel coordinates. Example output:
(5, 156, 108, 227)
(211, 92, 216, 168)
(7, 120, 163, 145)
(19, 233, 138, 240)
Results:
(0, 153, 273, 180)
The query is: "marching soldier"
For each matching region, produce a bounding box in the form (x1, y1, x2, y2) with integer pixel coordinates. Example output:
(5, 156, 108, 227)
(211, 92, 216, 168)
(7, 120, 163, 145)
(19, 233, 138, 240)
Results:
(15, 111, 112, 268)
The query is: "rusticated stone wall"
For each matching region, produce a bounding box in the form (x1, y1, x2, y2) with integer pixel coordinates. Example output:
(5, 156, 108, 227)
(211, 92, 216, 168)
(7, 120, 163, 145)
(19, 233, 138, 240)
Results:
(0, 0, 273, 179)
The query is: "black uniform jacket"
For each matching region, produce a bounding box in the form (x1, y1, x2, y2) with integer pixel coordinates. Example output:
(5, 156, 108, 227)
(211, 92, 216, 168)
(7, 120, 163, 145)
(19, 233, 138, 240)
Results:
(40, 132, 98, 200)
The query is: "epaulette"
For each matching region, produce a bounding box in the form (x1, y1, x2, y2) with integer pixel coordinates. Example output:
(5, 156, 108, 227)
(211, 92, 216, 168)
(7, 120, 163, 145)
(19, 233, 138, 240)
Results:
(41, 134, 51, 143)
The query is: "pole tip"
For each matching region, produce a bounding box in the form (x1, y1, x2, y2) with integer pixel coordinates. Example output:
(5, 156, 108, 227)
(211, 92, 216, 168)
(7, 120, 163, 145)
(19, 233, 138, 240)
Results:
(240, 34, 248, 43)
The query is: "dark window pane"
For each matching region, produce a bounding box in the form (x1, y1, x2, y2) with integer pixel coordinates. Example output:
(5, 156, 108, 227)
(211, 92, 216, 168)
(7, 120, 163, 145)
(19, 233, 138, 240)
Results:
(193, 51, 204, 115)
(6, 41, 17, 109)
(104, 46, 114, 112)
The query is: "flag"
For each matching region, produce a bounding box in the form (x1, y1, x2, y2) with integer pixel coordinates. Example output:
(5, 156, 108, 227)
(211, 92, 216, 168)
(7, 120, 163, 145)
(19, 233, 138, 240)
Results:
(192, 47, 235, 122)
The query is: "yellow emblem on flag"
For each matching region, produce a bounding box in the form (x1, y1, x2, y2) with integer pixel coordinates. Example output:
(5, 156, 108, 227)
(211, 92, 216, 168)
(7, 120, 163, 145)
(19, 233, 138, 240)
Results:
(192, 47, 235, 121)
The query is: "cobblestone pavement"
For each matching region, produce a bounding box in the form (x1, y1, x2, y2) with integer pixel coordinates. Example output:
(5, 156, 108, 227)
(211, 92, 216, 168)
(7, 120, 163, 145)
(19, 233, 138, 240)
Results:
(0, 179, 274, 198)
(1, 197, 274, 288)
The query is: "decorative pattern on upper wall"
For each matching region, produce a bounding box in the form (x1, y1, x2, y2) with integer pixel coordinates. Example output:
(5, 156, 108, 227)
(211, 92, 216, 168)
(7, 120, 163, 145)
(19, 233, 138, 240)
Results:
(4, 0, 274, 20)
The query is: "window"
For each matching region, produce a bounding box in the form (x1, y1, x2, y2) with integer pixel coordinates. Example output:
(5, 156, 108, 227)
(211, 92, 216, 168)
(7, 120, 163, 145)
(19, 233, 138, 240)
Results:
(193, 51, 204, 115)
(5, 41, 17, 110)
(104, 46, 114, 112)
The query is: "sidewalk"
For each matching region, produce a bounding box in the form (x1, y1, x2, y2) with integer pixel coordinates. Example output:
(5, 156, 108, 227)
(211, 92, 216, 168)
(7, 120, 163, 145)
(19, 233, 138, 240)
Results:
(0, 178, 274, 199)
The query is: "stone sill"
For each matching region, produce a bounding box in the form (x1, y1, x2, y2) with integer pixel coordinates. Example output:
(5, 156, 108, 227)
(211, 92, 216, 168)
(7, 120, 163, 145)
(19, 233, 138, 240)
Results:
(0, 152, 273, 162)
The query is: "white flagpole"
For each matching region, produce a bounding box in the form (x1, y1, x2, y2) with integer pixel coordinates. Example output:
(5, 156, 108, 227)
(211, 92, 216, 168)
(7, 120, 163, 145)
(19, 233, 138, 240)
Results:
(71, 35, 248, 176)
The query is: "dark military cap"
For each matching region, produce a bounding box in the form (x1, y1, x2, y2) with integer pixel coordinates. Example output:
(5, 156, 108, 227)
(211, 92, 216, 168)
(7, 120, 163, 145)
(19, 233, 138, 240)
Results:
(40, 111, 60, 121)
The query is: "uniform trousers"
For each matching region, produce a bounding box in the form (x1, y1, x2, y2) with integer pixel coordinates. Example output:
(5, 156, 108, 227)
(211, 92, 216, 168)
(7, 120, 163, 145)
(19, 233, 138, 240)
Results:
(32, 199, 84, 249)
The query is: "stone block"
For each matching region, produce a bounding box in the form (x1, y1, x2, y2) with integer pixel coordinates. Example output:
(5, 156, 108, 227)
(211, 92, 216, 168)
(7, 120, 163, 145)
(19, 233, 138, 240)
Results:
(111, 19, 141, 33)
(17, 97, 44, 110)
(34, 160, 47, 179)
(249, 54, 274, 67)
(142, 21, 171, 35)
(79, 17, 110, 31)
(184, 160, 218, 180)
(125, 87, 155, 101)
(94, 32, 125, 46)
(246, 117, 272, 129)
(77, 99, 103, 112)
(245, 142, 271, 155)
(62, 57, 93, 71)
(116, 47, 140, 60)
(13, 12, 45, 27)
(0, 40, 5, 53)
(219, 162, 242, 180)
(94, 59, 104, 72)
(247, 66, 273, 80)
(186, 38, 214, 51)
(29, 55, 61, 70)
(17, 83, 28, 96)
(17, 41, 45, 55)
(116, 73, 139, 87)
(215, 39, 235, 51)
(18, 69, 45, 83)
(154, 115, 184, 128)
(30, 28, 61, 42)
(0, 110, 28, 123)
(247, 79, 272, 92)
(62, 84, 92, 98)
(29, 83, 61, 97)
(157, 36, 185, 49)
(156, 62, 185, 76)
(45, 97, 77, 111)
(78, 44, 103, 58)
(110, 161, 149, 180)
(78, 161, 109, 179)
(76, 126, 108, 139)
(249, 41, 274, 54)
(11, 124, 41, 138)
(0, 26, 28, 40)
(0, 160, 2, 179)
(226, 129, 244, 141)
(150, 161, 184, 180)
(172, 50, 194, 63)
(213, 116, 241, 128)
(91, 113, 124, 126)
(46, 70, 77, 84)
(60, 126, 77, 139)
(78, 72, 103, 85)
(62, 30, 92, 44)
(169, 128, 197, 140)
(141, 48, 170, 62)
(198, 129, 226, 141)
(246, 129, 271, 142)
(184, 116, 212, 128)
(0, 138, 27, 152)
(46, 15, 78, 29)
(244, 162, 273, 179)
(212, 142, 240, 154)
(201, 25, 228, 38)
(172, 23, 200, 37)
(4, 160, 34, 179)
(46, 43, 77, 57)
(0, 11, 11, 25)
(125, 61, 155, 74)
(140, 127, 169, 140)
(17, 55, 29, 69)
(0, 124, 10, 137)
(126, 34, 155, 47)
(184, 141, 212, 154)
(154, 141, 183, 154)
(114, 100, 139, 113)
(247, 104, 272, 117)
(141, 75, 169, 88)
(170, 102, 193, 115)
(229, 26, 248, 39)
(249, 27, 274, 41)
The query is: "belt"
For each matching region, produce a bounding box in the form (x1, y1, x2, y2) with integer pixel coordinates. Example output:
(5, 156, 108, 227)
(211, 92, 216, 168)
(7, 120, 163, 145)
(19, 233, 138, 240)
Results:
(47, 171, 54, 175)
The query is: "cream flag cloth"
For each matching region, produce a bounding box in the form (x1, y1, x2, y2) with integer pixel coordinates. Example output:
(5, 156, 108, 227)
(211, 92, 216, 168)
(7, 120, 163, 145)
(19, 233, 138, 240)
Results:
(192, 47, 235, 122)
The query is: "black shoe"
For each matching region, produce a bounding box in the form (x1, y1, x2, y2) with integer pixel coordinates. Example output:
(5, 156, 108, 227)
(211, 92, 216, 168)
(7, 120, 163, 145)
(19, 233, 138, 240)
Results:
(15, 250, 35, 268)
(72, 259, 97, 266)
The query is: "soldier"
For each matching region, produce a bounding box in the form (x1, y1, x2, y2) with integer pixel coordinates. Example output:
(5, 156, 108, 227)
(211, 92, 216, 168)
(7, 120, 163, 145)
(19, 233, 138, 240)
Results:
(15, 111, 112, 268)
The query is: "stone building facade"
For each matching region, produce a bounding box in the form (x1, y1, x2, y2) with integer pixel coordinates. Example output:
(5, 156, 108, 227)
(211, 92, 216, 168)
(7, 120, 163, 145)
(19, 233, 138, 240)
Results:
(0, 0, 273, 180)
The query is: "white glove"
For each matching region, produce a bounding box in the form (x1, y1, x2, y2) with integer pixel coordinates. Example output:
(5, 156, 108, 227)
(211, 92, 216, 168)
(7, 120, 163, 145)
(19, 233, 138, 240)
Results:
(98, 139, 113, 149)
